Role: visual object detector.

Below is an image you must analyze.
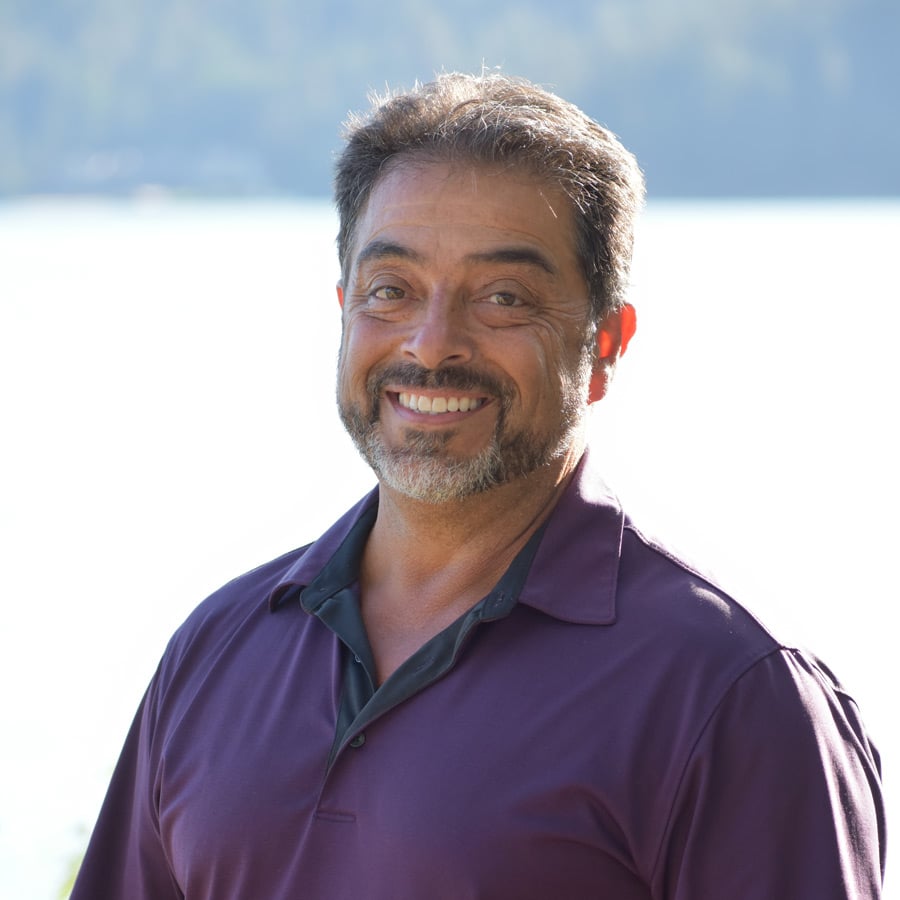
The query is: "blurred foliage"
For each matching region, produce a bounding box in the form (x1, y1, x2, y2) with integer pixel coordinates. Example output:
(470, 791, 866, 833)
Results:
(58, 859, 78, 900)
(53, 838, 83, 899)
(0, 0, 897, 196)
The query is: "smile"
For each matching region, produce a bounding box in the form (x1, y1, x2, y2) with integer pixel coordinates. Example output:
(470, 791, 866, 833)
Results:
(397, 392, 484, 414)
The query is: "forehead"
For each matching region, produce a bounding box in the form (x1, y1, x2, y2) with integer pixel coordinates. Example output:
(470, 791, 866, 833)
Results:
(348, 159, 582, 277)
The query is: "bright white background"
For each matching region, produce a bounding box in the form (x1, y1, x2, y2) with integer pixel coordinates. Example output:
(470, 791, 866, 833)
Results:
(1, 199, 896, 897)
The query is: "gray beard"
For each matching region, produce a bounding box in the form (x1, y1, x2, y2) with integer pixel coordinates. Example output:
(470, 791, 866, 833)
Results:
(337, 359, 590, 504)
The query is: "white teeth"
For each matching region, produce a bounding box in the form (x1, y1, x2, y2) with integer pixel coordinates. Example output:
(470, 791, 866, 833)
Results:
(397, 392, 482, 414)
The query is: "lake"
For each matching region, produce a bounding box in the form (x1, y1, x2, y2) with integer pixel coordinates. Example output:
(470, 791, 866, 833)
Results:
(1, 198, 897, 897)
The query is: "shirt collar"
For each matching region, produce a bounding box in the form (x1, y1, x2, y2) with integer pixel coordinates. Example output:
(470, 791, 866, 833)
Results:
(268, 490, 379, 612)
(268, 448, 622, 627)
(516, 448, 621, 625)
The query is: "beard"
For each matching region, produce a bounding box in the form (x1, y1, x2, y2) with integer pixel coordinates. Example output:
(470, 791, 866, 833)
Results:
(337, 354, 592, 504)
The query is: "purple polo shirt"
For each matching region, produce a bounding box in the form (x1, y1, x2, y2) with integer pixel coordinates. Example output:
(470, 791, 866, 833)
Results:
(72, 451, 886, 899)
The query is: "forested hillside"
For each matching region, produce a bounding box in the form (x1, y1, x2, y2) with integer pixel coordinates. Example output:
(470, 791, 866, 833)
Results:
(1, 0, 897, 196)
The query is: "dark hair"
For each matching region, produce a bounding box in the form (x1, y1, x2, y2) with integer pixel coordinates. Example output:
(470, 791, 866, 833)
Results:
(334, 72, 645, 321)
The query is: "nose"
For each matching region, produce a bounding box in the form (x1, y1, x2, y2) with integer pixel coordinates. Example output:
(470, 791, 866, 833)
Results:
(401, 294, 475, 370)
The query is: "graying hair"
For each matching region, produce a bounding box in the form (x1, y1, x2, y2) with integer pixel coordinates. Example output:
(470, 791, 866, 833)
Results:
(334, 71, 645, 320)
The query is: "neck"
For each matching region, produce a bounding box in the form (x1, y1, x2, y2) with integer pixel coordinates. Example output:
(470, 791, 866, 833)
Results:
(357, 441, 584, 684)
(364, 442, 583, 606)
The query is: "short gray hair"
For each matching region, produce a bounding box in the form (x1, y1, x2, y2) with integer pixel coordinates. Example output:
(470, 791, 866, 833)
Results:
(334, 72, 645, 320)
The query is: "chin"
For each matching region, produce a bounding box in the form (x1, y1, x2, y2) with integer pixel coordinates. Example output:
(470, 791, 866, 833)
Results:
(367, 444, 506, 504)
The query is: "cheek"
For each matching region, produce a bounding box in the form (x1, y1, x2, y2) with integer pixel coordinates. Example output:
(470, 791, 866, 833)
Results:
(342, 312, 395, 359)
(530, 336, 593, 411)
(338, 320, 374, 381)
(337, 318, 396, 407)
(491, 338, 557, 412)
(519, 332, 581, 391)
(336, 337, 366, 406)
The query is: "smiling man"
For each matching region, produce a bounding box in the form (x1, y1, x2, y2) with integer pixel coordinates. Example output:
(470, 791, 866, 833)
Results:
(72, 73, 886, 900)
(336, 162, 600, 506)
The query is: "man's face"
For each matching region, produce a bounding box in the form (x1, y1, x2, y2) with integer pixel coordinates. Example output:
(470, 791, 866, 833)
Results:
(336, 160, 597, 503)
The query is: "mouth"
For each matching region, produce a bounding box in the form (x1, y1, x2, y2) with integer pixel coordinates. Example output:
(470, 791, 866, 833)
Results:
(393, 391, 486, 415)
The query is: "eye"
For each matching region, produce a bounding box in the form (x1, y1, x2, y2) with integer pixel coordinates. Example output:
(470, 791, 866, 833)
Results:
(473, 286, 533, 326)
(486, 291, 520, 307)
(371, 285, 406, 302)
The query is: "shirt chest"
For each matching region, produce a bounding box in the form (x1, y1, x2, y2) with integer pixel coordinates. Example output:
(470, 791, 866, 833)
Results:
(154, 611, 670, 899)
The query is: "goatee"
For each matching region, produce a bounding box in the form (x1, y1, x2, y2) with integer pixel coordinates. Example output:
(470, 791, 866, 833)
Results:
(337, 361, 588, 504)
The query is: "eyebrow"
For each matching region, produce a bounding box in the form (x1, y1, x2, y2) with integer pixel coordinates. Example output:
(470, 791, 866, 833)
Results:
(464, 247, 558, 276)
(355, 240, 424, 267)
(355, 240, 558, 277)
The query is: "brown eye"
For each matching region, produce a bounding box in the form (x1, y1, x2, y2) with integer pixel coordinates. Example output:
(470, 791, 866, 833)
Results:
(372, 285, 405, 301)
(488, 292, 519, 307)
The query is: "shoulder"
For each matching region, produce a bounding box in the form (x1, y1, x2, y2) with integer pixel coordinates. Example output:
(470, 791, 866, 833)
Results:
(617, 518, 781, 678)
(147, 489, 379, 710)
(155, 543, 313, 688)
(183, 543, 311, 630)
(648, 644, 886, 893)
(611, 524, 886, 888)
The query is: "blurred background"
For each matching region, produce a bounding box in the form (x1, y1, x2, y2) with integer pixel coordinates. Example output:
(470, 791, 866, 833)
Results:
(2, 1, 897, 897)
(2, 0, 898, 199)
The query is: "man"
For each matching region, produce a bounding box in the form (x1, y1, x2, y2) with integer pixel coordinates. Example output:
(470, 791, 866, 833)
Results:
(72, 73, 886, 899)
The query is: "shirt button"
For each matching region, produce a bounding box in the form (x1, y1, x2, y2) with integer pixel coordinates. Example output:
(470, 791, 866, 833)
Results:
(349, 733, 366, 748)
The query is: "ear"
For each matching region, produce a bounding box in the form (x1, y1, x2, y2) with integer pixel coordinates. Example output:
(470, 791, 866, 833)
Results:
(588, 303, 636, 404)
(336, 281, 345, 309)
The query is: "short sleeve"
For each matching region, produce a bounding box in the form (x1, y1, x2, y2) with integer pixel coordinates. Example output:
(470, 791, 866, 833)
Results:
(652, 649, 886, 899)
(70, 673, 183, 900)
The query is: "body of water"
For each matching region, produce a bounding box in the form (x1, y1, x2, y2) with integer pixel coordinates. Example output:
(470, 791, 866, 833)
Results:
(1, 198, 896, 898)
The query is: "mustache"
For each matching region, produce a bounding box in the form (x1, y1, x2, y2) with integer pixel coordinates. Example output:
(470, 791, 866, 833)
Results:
(369, 363, 510, 400)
